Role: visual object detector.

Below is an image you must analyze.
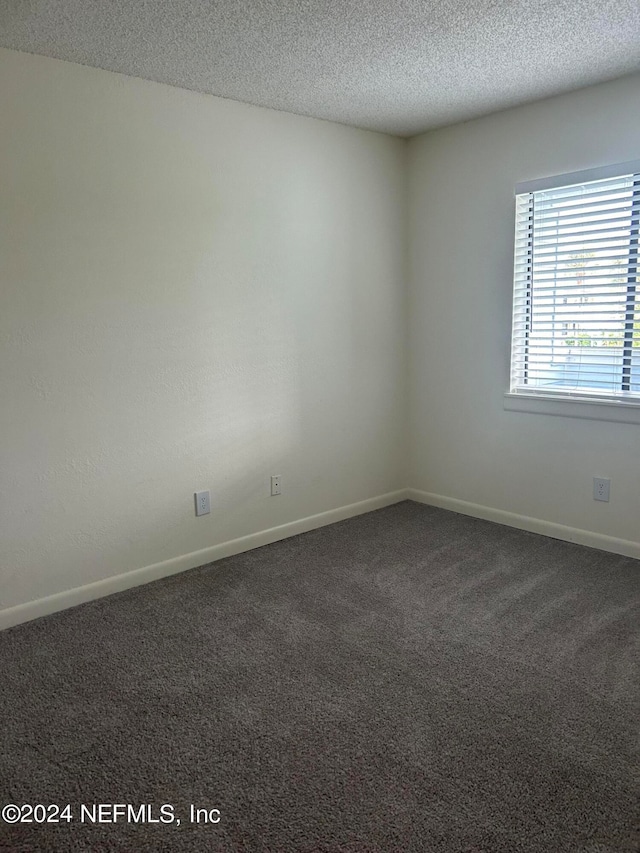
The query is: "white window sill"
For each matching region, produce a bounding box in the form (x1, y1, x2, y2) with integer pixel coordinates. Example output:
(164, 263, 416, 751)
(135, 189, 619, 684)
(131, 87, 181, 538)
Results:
(504, 392, 640, 425)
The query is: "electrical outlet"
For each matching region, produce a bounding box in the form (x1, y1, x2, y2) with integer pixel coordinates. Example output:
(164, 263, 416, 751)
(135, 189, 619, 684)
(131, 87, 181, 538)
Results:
(593, 477, 610, 502)
(270, 475, 282, 496)
(194, 490, 211, 516)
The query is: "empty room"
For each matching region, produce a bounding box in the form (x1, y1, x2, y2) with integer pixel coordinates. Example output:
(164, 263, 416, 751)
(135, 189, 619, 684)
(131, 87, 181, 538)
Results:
(1, 1, 639, 851)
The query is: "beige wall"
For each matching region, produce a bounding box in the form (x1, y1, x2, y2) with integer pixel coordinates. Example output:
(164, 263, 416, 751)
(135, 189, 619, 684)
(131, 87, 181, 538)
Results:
(407, 73, 640, 546)
(2, 46, 638, 623)
(0, 48, 407, 614)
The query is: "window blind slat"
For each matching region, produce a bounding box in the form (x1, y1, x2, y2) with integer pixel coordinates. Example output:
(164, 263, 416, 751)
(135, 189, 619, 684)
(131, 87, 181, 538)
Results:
(516, 264, 636, 284)
(514, 283, 635, 296)
(517, 212, 633, 230)
(525, 181, 634, 207)
(515, 222, 632, 243)
(528, 201, 633, 223)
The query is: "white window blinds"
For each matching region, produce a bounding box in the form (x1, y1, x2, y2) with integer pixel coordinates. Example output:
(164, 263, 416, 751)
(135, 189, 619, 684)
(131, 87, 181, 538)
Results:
(510, 163, 640, 402)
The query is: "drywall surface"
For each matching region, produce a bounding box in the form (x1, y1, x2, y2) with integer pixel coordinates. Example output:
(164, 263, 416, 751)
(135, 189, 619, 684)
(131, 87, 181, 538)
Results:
(407, 73, 640, 545)
(0, 48, 406, 611)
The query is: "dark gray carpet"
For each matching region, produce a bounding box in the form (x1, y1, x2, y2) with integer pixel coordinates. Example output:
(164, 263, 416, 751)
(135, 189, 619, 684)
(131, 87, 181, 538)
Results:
(0, 501, 638, 853)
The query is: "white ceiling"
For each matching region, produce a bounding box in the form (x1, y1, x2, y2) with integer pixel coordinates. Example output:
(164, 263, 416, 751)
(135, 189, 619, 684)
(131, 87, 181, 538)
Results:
(1, 0, 639, 137)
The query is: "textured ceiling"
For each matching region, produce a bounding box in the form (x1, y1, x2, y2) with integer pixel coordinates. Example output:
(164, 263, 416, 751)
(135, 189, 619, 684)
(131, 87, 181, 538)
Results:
(1, 0, 639, 136)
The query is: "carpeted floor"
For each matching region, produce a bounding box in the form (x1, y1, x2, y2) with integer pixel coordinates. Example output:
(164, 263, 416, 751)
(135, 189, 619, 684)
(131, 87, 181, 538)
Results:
(0, 501, 638, 852)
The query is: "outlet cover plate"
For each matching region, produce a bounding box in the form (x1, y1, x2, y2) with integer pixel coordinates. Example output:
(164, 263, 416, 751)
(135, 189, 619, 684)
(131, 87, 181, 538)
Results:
(195, 490, 211, 516)
(593, 477, 610, 502)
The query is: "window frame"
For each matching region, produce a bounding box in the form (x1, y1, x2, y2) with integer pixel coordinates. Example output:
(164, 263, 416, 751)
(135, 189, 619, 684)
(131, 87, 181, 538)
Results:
(505, 161, 640, 423)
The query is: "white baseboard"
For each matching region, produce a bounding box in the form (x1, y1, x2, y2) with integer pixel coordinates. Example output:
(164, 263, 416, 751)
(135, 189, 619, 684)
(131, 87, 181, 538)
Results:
(5, 486, 635, 631)
(407, 488, 640, 561)
(0, 489, 409, 631)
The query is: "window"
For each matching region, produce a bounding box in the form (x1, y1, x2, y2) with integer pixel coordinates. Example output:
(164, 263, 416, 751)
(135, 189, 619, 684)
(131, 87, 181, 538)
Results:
(509, 162, 640, 408)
